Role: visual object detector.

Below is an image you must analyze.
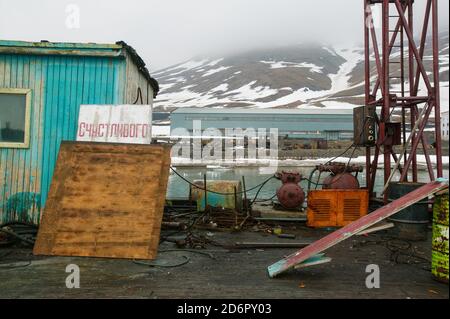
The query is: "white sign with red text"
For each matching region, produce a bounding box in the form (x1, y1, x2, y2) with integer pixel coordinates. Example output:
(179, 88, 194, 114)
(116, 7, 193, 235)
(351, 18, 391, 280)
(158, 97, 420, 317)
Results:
(76, 105, 152, 144)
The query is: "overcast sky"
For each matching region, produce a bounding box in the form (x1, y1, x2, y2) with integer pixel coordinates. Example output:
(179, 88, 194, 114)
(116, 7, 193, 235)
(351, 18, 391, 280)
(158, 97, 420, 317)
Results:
(0, 0, 448, 71)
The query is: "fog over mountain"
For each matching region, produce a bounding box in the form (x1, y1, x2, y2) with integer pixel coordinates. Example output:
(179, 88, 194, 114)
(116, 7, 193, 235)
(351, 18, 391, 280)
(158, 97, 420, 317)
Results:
(154, 31, 449, 112)
(1, 0, 448, 70)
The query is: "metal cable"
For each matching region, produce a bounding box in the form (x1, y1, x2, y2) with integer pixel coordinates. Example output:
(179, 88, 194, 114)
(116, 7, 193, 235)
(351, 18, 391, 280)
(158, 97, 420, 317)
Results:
(132, 248, 216, 268)
(133, 255, 189, 268)
(170, 166, 275, 196)
(252, 193, 277, 203)
(249, 177, 275, 205)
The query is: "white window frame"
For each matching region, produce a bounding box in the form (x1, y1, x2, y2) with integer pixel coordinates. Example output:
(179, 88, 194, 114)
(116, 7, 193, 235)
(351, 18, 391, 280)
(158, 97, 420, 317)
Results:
(0, 88, 32, 149)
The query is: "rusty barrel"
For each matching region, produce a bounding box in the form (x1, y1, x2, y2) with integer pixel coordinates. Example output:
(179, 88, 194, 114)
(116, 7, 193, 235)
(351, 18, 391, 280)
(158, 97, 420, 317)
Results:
(388, 182, 429, 241)
(432, 193, 449, 284)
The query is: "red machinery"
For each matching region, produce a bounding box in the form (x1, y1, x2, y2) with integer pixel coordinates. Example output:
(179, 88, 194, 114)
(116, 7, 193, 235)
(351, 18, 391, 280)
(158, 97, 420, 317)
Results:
(275, 164, 363, 210)
(319, 163, 363, 190)
(275, 172, 305, 210)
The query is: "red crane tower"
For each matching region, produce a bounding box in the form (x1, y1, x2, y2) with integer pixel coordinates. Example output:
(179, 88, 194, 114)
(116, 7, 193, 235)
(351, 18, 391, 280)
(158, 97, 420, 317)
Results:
(362, 0, 443, 201)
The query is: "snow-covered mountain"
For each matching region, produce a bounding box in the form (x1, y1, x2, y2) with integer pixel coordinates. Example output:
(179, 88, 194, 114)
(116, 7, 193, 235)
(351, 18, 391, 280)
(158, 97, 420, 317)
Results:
(153, 32, 449, 112)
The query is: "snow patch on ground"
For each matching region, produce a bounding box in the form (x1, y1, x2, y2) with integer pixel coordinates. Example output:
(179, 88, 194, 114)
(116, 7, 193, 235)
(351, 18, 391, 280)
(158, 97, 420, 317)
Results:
(158, 77, 185, 91)
(323, 46, 337, 56)
(206, 58, 224, 67)
(320, 101, 359, 109)
(260, 60, 323, 73)
(202, 66, 231, 77)
(226, 81, 279, 101)
(156, 59, 210, 78)
(440, 51, 449, 73)
(159, 82, 178, 92)
(173, 59, 210, 71)
(152, 125, 171, 137)
(440, 82, 449, 113)
(211, 83, 229, 93)
(329, 47, 364, 93)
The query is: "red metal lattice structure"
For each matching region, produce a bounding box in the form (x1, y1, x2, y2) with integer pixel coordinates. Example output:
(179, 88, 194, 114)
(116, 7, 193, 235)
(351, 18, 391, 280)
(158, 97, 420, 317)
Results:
(363, 0, 443, 201)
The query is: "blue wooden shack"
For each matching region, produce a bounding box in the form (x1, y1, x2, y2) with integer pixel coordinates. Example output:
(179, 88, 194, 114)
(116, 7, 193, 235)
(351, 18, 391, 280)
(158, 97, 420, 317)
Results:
(0, 40, 159, 224)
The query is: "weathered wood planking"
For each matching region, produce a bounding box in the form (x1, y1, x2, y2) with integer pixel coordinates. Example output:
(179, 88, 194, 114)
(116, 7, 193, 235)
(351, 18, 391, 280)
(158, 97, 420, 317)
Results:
(33, 141, 171, 260)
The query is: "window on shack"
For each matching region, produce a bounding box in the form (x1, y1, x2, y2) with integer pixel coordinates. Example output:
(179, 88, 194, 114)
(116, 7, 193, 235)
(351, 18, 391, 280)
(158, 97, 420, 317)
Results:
(0, 88, 31, 148)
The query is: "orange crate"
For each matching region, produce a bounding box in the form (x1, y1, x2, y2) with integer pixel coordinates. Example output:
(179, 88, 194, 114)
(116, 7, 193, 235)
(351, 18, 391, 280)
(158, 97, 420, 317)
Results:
(307, 189, 369, 228)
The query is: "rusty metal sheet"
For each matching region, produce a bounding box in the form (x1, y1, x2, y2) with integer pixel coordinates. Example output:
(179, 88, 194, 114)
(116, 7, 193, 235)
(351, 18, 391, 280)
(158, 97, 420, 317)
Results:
(268, 179, 449, 278)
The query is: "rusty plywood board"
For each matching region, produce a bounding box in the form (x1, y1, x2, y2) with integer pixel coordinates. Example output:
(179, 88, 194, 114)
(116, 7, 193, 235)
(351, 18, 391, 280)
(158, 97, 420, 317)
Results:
(33, 141, 171, 260)
(268, 179, 449, 278)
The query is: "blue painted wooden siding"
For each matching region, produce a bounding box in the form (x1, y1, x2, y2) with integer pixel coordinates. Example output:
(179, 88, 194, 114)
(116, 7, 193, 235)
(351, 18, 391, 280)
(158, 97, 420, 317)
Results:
(0, 54, 126, 224)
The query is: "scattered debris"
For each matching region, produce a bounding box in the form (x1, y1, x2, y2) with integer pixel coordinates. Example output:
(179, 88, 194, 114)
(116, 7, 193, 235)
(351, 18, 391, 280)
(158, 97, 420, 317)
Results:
(234, 242, 312, 249)
(278, 234, 296, 239)
(356, 222, 394, 236)
(294, 253, 332, 269)
(196, 207, 256, 231)
(162, 222, 188, 230)
(254, 217, 307, 223)
(268, 180, 449, 278)
(0, 223, 37, 247)
(273, 227, 283, 236)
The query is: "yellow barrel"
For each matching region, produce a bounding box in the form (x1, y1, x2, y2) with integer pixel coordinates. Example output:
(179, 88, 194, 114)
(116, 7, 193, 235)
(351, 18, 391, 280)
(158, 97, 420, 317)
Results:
(432, 192, 449, 284)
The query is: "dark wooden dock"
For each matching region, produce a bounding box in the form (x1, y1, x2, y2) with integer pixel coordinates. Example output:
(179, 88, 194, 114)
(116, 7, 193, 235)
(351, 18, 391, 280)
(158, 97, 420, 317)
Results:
(0, 227, 447, 299)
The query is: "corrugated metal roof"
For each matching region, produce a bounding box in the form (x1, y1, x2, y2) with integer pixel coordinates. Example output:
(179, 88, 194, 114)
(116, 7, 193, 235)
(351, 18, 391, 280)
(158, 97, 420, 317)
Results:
(0, 40, 159, 96)
(172, 107, 355, 115)
(0, 40, 122, 50)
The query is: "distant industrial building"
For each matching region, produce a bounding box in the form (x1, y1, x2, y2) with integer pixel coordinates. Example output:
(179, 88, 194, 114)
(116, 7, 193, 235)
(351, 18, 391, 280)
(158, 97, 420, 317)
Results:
(442, 111, 449, 141)
(170, 107, 354, 141)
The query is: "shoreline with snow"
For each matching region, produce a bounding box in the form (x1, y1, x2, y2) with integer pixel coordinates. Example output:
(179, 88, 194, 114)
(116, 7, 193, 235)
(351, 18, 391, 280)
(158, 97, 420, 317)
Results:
(171, 155, 449, 169)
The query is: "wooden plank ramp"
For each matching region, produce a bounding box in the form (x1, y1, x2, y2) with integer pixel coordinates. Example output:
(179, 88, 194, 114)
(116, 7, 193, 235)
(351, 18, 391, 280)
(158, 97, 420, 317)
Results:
(33, 141, 171, 260)
(268, 179, 449, 278)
